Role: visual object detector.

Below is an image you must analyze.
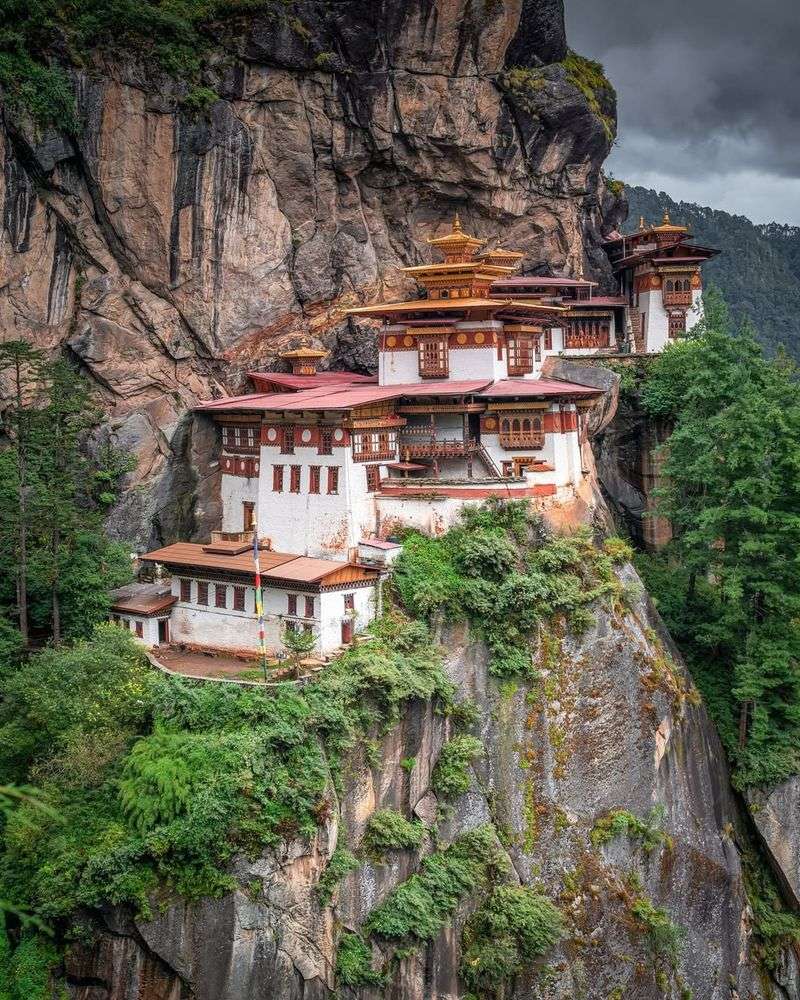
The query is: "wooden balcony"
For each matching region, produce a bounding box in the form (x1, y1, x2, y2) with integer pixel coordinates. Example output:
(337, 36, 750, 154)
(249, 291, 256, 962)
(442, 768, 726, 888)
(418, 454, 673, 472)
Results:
(352, 447, 397, 463)
(498, 433, 544, 450)
(662, 290, 692, 306)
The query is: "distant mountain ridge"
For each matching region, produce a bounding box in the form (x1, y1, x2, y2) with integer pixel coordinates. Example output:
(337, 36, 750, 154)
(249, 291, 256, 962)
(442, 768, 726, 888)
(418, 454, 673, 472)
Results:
(624, 186, 800, 358)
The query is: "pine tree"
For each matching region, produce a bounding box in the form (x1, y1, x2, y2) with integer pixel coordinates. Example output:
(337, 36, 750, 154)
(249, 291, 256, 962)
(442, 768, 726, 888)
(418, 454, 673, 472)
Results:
(0, 346, 132, 646)
(642, 294, 800, 786)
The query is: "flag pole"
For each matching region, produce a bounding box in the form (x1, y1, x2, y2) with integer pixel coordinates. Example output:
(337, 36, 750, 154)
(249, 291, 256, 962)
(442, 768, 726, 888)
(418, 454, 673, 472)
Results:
(252, 522, 268, 684)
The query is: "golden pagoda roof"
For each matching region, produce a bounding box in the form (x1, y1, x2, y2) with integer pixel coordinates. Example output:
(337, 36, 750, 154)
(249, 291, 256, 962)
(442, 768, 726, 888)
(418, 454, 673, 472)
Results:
(650, 210, 689, 234)
(346, 297, 567, 317)
(280, 347, 329, 359)
(477, 247, 525, 261)
(426, 213, 485, 251)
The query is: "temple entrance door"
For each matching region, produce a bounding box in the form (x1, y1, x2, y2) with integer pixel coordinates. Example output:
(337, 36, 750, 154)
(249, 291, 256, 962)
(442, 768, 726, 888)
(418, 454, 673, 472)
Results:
(341, 619, 353, 645)
(158, 619, 170, 645)
(468, 413, 481, 443)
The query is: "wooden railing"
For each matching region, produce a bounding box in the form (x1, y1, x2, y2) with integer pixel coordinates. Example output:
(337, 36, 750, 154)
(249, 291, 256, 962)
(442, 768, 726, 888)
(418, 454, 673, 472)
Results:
(498, 432, 545, 450)
(663, 290, 692, 306)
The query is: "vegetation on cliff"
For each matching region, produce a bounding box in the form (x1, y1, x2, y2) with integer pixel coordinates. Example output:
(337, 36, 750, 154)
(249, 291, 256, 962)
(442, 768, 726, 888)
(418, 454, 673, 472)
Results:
(0, 613, 456, 941)
(634, 291, 800, 789)
(393, 501, 632, 679)
(0, 0, 297, 128)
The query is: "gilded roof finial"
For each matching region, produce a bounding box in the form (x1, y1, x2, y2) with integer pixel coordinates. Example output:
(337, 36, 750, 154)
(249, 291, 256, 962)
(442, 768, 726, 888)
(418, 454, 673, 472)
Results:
(453, 211, 462, 234)
(662, 209, 671, 225)
(638, 215, 645, 231)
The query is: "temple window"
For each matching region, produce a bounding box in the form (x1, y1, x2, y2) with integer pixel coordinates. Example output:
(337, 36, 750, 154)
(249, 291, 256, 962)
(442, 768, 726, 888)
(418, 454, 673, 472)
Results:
(344, 593, 355, 611)
(272, 465, 284, 492)
(669, 313, 686, 338)
(233, 586, 246, 612)
(288, 594, 297, 615)
(498, 414, 544, 450)
(320, 426, 334, 455)
(180, 579, 191, 602)
(327, 467, 340, 494)
(135, 621, 143, 638)
(222, 423, 259, 454)
(242, 501, 255, 532)
(290, 465, 301, 493)
(507, 335, 535, 375)
(215, 585, 228, 609)
(197, 581, 209, 606)
(305, 596, 315, 618)
(309, 465, 321, 494)
(417, 336, 449, 378)
(281, 424, 295, 455)
(366, 465, 381, 492)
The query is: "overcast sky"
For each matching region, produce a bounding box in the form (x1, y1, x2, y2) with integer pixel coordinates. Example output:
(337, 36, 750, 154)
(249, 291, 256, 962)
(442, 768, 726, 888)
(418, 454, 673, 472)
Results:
(565, 0, 800, 225)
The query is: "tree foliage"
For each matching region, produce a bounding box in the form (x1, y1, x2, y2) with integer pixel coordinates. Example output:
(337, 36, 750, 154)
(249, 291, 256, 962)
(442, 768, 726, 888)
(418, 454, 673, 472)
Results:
(0, 344, 131, 647)
(393, 502, 631, 679)
(0, 614, 457, 923)
(638, 294, 800, 786)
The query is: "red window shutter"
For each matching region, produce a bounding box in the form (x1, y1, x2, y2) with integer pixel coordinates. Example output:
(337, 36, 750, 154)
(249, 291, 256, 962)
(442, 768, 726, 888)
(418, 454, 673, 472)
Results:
(135, 621, 143, 638)
(309, 466, 321, 494)
(273, 465, 284, 492)
(305, 596, 315, 618)
(366, 465, 380, 492)
(320, 427, 333, 455)
(344, 593, 355, 611)
(233, 586, 245, 611)
(180, 579, 191, 602)
(197, 581, 209, 606)
(215, 585, 227, 609)
(290, 465, 301, 493)
(288, 594, 297, 615)
(327, 466, 339, 494)
(282, 424, 295, 454)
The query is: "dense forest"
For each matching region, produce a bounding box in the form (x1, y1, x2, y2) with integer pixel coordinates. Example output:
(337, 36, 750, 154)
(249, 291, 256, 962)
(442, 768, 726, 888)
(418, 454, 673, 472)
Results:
(625, 186, 800, 358)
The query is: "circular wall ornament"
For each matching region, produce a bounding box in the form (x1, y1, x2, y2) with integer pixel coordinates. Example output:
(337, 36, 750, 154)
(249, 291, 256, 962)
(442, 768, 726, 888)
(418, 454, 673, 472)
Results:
(301, 428, 312, 443)
(386, 336, 397, 348)
(403, 335, 414, 347)
(474, 332, 485, 345)
(484, 417, 497, 431)
(333, 428, 345, 442)
(456, 333, 467, 345)
(267, 427, 277, 442)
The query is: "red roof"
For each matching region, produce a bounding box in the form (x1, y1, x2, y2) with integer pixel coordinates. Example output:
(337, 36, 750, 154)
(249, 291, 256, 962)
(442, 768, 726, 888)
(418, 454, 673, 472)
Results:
(567, 296, 627, 307)
(197, 380, 494, 414)
(360, 538, 402, 550)
(477, 378, 602, 399)
(249, 372, 377, 392)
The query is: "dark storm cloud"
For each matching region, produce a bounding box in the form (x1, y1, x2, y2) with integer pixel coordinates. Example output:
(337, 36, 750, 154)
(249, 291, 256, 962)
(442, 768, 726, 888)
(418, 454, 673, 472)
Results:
(564, 0, 800, 222)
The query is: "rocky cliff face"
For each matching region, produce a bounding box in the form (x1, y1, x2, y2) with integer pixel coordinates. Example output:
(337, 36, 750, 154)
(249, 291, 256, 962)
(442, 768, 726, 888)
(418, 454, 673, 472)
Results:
(62, 577, 795, 1000)
(0, 0, 624, 548)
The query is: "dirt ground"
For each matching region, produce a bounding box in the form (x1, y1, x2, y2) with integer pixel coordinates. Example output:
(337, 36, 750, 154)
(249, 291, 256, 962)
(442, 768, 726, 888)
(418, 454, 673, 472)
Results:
(154, 645, 276, 680)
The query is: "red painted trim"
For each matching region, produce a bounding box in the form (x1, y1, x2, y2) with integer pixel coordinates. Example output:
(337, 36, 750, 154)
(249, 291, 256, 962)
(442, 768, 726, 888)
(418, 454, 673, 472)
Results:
(378, 483, 557, 499)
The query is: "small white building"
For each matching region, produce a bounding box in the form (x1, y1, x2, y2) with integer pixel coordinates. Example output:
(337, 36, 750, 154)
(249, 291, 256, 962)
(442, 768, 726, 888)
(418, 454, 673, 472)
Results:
(135, 540, 380, 656)
(110, 582, 177, 647)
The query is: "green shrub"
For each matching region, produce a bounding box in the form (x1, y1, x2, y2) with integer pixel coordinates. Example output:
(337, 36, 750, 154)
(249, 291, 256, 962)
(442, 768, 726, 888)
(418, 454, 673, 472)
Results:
(335, 931, 384, 988)
(630, 896, 684, 966)
(460, 885, 564, 995)
(393, 503, 621, 681)
(591, 806, 671, 853)
(432, 735, 484, 800)
(365, 825, 509, 943)
(363, 810, 425, 855)
(317, 847, 358, 907)
(0, 612, 455, 922)
(560, 49, 616, 140)
(0, 925, 60, 1000)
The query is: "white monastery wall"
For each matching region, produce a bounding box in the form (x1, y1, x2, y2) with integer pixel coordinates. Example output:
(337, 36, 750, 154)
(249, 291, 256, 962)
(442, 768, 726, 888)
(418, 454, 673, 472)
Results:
(318, 587, 376, 653)
(638, 289, 670, 353)
(687, 290, 703, 332)
(221, 473, 259, 533)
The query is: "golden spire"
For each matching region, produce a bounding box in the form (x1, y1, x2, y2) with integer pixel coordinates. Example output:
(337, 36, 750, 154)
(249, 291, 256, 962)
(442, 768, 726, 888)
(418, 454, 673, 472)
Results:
(638, 215, 645, 231)
(662, 209, 671, 225)
(453, 211, 462, 234)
